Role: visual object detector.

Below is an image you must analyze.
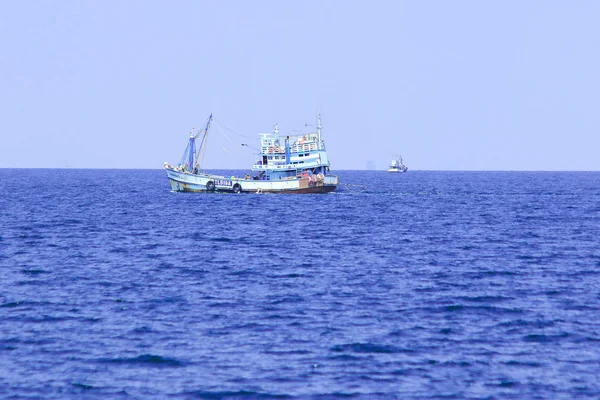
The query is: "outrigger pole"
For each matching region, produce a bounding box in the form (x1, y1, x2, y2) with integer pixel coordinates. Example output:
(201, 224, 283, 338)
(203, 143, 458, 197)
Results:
(193, 113, 213, 171)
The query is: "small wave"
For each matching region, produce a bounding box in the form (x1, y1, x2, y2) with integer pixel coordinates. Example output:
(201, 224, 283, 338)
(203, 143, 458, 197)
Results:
(270, 296, 304, 305)
(331, 342, 408, 354)
(497, 319, 558, 329)
(178, 390, 293, 399)
(264, 314, 295, 320)
(20, 269, 48, 275)
(1, 301, 22, 308)
(130, 326, 154, 334)
(263, 349, 312, 356)
(440, 360, 473, 368)
(225, 322, 263, 330)
(98, 354, 184, 367)
(327, 354, 363, 361)
(71, 382, 95, 390)
(22, 315, 77, 323)
(496, 380, 520, 388)
(17, 233, 44, 240)
(230, 269, 254, 276)
(523, 333, 569, 343)
(208, 301, 238, 308)
(391, 367, 428, 376)
(435, 304, 524, 314)
(315, 392, 393, 399)
(270, 273, 306, 279)
(570, 269, 600, 276)
(503, 360, 543, 367)
(17, 279, 49, 287)
(457, 295, 513, 303)
(519, 231, 541, 238)
(109, 247, 130, 254)
(55, 218, 84, 226)
(468, 270, 521, 278)
(564, 304, 600, 311)
(150, 296, 186, 304)
(209, 237, 233, 242)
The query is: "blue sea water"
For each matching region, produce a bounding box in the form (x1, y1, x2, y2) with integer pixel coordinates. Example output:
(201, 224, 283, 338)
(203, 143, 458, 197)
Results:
(1, 169, 600, 399)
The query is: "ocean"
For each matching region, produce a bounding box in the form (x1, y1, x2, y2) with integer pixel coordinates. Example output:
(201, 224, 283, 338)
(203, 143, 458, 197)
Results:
(1, 169, 599, 399)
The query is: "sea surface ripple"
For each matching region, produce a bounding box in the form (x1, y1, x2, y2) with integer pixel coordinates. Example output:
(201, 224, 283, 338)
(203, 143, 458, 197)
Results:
(1, 169, 599, 399)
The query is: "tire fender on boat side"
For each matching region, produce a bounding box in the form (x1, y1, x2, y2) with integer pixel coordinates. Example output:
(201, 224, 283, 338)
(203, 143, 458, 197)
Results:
(232, 183, 242, 193)
(206, 181, 215, 191)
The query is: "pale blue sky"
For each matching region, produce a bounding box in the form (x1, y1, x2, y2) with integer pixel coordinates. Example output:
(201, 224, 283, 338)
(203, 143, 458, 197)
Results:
(1, 1, 599, 170)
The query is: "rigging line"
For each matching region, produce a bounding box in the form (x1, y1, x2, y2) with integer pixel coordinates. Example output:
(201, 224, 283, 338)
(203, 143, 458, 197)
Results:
(192, 114, 212, 139)
(196, 125, 211, 170)
(241, 143, 259, 152)
(213, 121, 244, 159)
(196, 135, 207, 170)
(192, 114, 213, 170)
(220, 122, 253, 139)
(213, 121, 236, 145)
(194, 131, 206, 166)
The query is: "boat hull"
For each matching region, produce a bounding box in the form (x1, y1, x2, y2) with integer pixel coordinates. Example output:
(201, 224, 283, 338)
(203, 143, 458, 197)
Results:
(165, 167, 337, 194)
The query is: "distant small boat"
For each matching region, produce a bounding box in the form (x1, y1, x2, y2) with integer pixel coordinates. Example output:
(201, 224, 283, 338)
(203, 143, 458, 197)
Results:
(388, 156, 408, 173)
(164, 113, 338, 193)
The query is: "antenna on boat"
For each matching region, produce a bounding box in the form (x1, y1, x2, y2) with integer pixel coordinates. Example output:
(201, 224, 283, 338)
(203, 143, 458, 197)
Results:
(317, 112, 322, 149)
(274, 123, 279, 136)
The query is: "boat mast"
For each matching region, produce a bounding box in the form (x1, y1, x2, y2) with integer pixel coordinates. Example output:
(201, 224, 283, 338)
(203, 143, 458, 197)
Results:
(187, 129, 195, 170)
(179, 127, 197, 172)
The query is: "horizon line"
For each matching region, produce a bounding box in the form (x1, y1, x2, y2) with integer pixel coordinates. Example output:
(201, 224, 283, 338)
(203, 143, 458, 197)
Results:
(1, 167, 599, 173)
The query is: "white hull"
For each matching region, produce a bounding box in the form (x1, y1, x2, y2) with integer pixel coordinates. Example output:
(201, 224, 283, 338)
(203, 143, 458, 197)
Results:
(165, 167, 337, 194)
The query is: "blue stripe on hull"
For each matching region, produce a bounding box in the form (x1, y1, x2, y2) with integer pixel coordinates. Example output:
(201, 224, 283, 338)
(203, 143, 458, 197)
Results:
(168, 179, 207, 192)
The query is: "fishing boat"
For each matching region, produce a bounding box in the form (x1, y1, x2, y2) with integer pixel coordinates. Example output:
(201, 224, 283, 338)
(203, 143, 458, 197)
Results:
(387, 156, 408, 173)
(164, 114, 338, 193)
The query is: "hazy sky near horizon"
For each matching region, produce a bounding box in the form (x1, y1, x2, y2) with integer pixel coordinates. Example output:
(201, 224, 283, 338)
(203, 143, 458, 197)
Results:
(1, 1, 599, 170)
